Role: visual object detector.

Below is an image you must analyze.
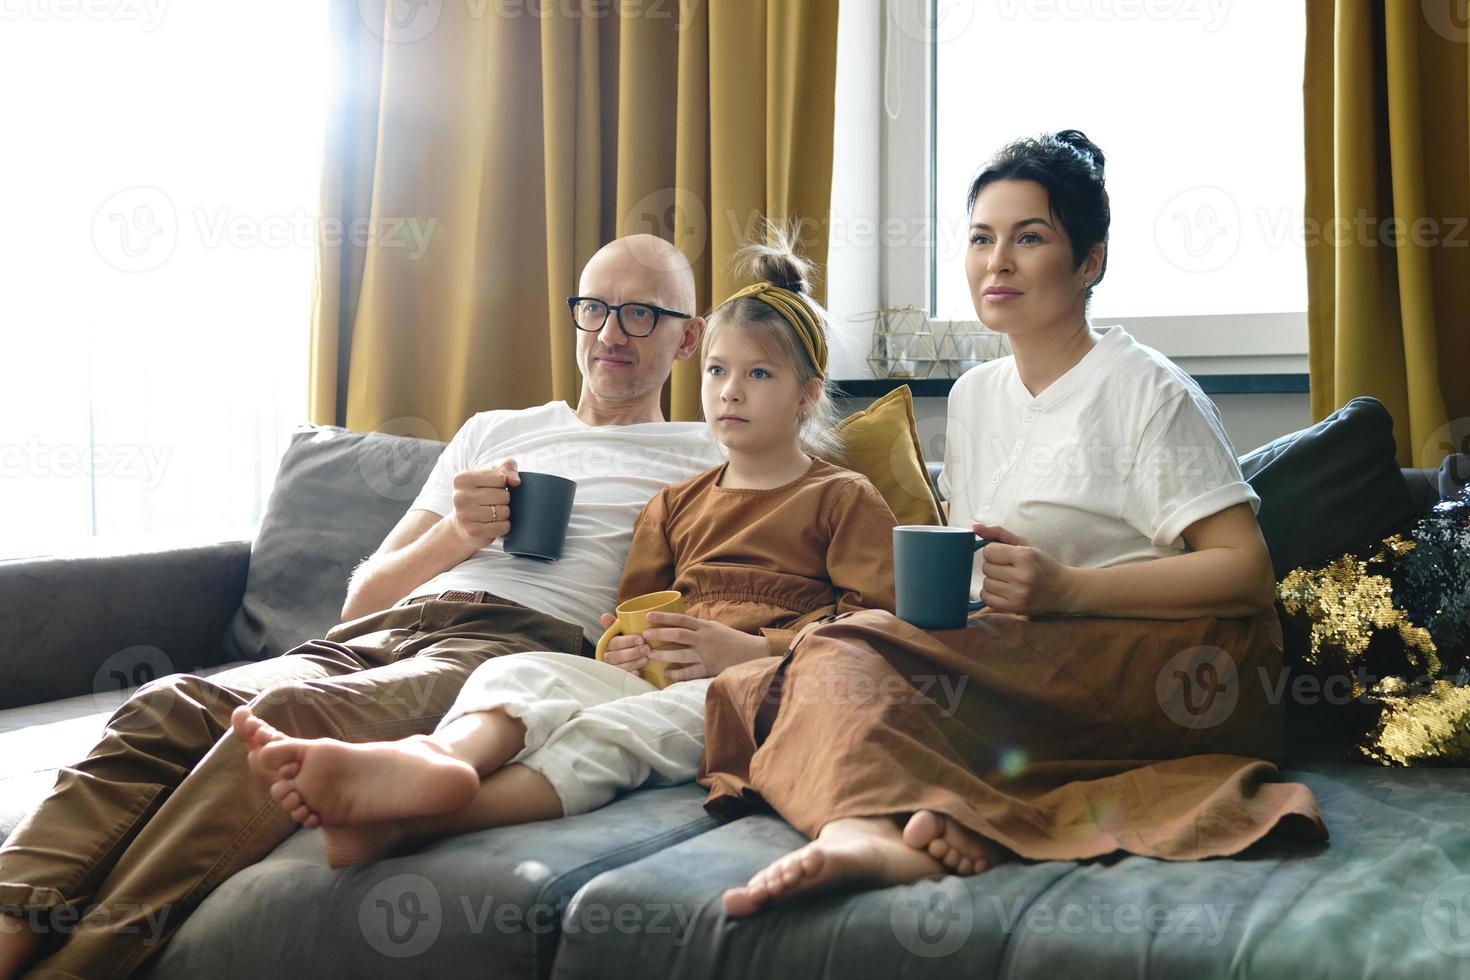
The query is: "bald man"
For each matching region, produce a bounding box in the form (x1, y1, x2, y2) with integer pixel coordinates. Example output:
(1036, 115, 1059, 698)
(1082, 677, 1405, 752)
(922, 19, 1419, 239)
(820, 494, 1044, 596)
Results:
(0, 235, 724, 980)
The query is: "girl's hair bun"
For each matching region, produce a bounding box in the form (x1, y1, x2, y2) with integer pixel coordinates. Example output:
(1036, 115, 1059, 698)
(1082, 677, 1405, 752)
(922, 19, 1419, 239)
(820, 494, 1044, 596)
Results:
(732, 219, 814, 295)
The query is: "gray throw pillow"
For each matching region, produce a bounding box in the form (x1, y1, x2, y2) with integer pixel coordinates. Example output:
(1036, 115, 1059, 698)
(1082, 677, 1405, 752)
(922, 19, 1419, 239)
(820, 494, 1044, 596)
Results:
(222, 424, 447, 661)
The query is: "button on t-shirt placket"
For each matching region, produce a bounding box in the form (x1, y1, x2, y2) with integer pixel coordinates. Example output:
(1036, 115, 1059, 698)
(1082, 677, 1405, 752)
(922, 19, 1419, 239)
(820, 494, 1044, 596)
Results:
(983, 467, 1001, 504)
(985, 411, 1033, 505)
(987, 410, 1036, 503)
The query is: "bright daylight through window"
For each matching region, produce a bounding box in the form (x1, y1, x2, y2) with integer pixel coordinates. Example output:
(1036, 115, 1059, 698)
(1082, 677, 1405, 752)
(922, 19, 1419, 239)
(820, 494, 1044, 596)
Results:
(0, 3, 326, 559)
(932, 0, 1308, 324)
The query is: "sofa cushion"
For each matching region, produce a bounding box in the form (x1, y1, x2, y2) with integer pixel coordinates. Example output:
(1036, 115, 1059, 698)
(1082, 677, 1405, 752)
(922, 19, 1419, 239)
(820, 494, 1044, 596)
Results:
(553, 760, 1470, 979)
(0, 540, 251, 710)
(825, 386, 943, 526)
(147, 784, 719, 980)
(1240, 397, 1418, 577)
(1434, 452, 1470, 501)
(0, 661, 252, 844)
(222, 425, 446, 661)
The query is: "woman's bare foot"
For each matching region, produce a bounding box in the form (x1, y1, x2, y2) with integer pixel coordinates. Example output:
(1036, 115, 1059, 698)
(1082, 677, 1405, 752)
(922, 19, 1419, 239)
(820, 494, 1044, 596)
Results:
(721, 816, 947, 918)
(229, 706, 480, 828)
(902, 809, 1007, 875)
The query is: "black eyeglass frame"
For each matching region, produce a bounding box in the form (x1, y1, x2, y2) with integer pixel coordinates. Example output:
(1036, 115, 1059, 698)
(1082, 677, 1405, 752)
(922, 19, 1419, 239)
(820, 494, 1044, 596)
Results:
(566, 296, 693, 338)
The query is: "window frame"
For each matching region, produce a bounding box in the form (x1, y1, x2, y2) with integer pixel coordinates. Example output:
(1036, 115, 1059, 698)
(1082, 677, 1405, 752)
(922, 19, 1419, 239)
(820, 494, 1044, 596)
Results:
(853, 0, 1308, 383)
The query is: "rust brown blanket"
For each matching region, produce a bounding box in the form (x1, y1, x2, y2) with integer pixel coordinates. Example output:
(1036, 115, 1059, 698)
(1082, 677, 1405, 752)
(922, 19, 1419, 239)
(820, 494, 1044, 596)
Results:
(698, 607, 1329, 861)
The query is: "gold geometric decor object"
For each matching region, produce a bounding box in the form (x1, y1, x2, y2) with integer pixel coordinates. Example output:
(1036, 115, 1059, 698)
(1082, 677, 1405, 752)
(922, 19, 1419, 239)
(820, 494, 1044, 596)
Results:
(936, 320, 1012, 378)
(859, 306, 941, 379)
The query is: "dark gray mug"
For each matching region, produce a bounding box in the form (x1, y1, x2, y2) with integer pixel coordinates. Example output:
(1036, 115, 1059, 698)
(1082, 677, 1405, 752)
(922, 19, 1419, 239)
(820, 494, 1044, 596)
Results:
(501, 471, 577, 560)
(893, 525, 995, 629)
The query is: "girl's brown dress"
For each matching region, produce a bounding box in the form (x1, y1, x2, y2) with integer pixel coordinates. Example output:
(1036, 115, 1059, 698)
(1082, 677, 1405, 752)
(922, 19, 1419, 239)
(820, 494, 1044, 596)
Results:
(616, 457, 899, 654)
(698, 602, 1329, 861)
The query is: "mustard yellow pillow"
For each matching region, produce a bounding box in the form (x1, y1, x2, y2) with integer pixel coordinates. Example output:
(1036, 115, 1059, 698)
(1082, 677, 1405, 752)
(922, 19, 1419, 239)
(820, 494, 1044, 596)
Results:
(824, 385, 943, 526)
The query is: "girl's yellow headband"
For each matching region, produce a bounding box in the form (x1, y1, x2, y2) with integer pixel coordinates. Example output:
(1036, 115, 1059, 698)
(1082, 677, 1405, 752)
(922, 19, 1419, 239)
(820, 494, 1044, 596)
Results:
(720, 281, 828, 375)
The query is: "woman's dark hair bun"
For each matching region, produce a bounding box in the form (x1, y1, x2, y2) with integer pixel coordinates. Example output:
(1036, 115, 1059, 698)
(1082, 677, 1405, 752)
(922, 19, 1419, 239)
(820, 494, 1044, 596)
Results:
(1055, 129, 1105, 174)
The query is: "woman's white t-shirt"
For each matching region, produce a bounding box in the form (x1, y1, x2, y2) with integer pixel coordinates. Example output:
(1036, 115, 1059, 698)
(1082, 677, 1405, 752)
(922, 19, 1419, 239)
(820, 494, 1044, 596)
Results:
(938, 323, 1260, 601)
(407, 401, 724, 640)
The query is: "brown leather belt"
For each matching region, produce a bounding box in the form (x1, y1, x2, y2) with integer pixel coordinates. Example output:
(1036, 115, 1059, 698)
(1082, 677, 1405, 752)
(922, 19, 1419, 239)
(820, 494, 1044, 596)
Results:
(397, 589, 526, 609)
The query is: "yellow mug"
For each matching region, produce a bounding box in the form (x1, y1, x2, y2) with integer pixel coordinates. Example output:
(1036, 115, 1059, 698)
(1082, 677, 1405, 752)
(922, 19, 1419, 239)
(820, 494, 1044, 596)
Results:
(595, 590, 684, 689)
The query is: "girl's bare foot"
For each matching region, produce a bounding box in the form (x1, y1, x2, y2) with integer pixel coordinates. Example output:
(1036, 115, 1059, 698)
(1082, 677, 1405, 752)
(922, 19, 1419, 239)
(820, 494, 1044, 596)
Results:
(318, 761, 566, 868)
(229, 706, 480, 828)
(319, 820, 411, 870)
(902, 809, 1007, 875)
(231, 704, 285, 782)
(721, 816, 946, 918)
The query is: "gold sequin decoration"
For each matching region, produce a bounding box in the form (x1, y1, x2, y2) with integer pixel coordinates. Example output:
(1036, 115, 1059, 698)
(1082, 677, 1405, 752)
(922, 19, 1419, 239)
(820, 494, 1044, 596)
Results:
(1277, 538, 1441, 697)
(1275, 487, 1470, 765)
(1360, 678, 1470, 766)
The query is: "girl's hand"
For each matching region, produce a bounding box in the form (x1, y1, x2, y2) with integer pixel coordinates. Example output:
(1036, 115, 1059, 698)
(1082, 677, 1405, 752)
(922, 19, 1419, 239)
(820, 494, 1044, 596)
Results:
(598, 613, 651, 674)
(972, 522, 1080, 616)
(639, 612, 769, 682)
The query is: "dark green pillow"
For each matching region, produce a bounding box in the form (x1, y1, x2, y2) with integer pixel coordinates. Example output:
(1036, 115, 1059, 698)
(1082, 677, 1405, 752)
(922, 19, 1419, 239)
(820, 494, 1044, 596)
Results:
(1240, 397, 1418, 578)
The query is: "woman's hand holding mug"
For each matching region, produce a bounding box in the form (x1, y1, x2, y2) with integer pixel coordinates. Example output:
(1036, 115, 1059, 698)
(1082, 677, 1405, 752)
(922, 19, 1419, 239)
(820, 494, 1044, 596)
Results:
(971, 521, 1078, 616)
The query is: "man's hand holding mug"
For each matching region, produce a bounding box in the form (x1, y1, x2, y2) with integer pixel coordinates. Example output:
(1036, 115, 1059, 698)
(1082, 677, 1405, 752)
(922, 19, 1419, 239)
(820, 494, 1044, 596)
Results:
(449, 458, 520, 552)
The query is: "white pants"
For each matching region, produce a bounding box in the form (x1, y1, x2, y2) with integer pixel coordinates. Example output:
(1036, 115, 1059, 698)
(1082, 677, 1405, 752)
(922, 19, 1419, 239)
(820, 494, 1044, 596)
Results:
(435, 651, 713, 816)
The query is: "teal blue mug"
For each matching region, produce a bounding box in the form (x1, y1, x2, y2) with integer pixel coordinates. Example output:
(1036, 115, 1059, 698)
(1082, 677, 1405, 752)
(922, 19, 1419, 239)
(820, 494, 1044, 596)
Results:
(893, 525, 995, 629)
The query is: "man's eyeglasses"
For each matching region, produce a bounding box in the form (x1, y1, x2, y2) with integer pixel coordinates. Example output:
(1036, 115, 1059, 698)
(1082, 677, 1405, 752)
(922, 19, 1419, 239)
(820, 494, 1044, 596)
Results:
(567, 297, 692, 339)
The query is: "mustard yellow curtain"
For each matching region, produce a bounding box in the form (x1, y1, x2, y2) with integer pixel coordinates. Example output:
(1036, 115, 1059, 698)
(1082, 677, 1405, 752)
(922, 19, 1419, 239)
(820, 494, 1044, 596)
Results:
(308, 0, 840, 439)
(1305, 0, 1470, 467)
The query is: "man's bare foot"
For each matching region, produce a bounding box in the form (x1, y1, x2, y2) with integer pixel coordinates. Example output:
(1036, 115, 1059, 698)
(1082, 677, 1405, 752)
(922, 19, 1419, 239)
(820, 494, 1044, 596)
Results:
(229, 706, 480, 828)
(319, 820, 411, 870)
(721, 816, 946, 919)
(902, 809, 1007, 875)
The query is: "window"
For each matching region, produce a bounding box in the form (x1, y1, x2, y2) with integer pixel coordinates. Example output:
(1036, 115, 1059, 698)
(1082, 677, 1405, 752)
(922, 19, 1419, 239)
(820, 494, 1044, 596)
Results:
(827, 0, 1310, 378)
(933, 0, 1307, 323)
(0, 3, 327, 559)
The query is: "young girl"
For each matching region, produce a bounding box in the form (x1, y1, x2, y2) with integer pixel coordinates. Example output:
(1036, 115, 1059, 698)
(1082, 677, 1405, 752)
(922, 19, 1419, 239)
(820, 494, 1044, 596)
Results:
(229, 229, 900, 867)
(703, 132, 1330, 916)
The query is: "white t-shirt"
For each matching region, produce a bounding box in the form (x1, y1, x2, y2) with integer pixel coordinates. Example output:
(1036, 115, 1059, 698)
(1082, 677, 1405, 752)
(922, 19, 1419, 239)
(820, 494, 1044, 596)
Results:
(405, 401, 724, 640)
(938, 323, 1260, 601)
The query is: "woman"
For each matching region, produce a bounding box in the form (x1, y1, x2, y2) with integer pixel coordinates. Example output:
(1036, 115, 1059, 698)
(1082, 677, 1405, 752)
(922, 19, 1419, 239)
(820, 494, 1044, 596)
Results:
(703, 131, 1329, 917)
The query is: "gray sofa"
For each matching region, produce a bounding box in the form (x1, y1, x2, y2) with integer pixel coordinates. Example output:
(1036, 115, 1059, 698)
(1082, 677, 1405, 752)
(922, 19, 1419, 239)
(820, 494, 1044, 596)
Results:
(4, 420, 1470, 979)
